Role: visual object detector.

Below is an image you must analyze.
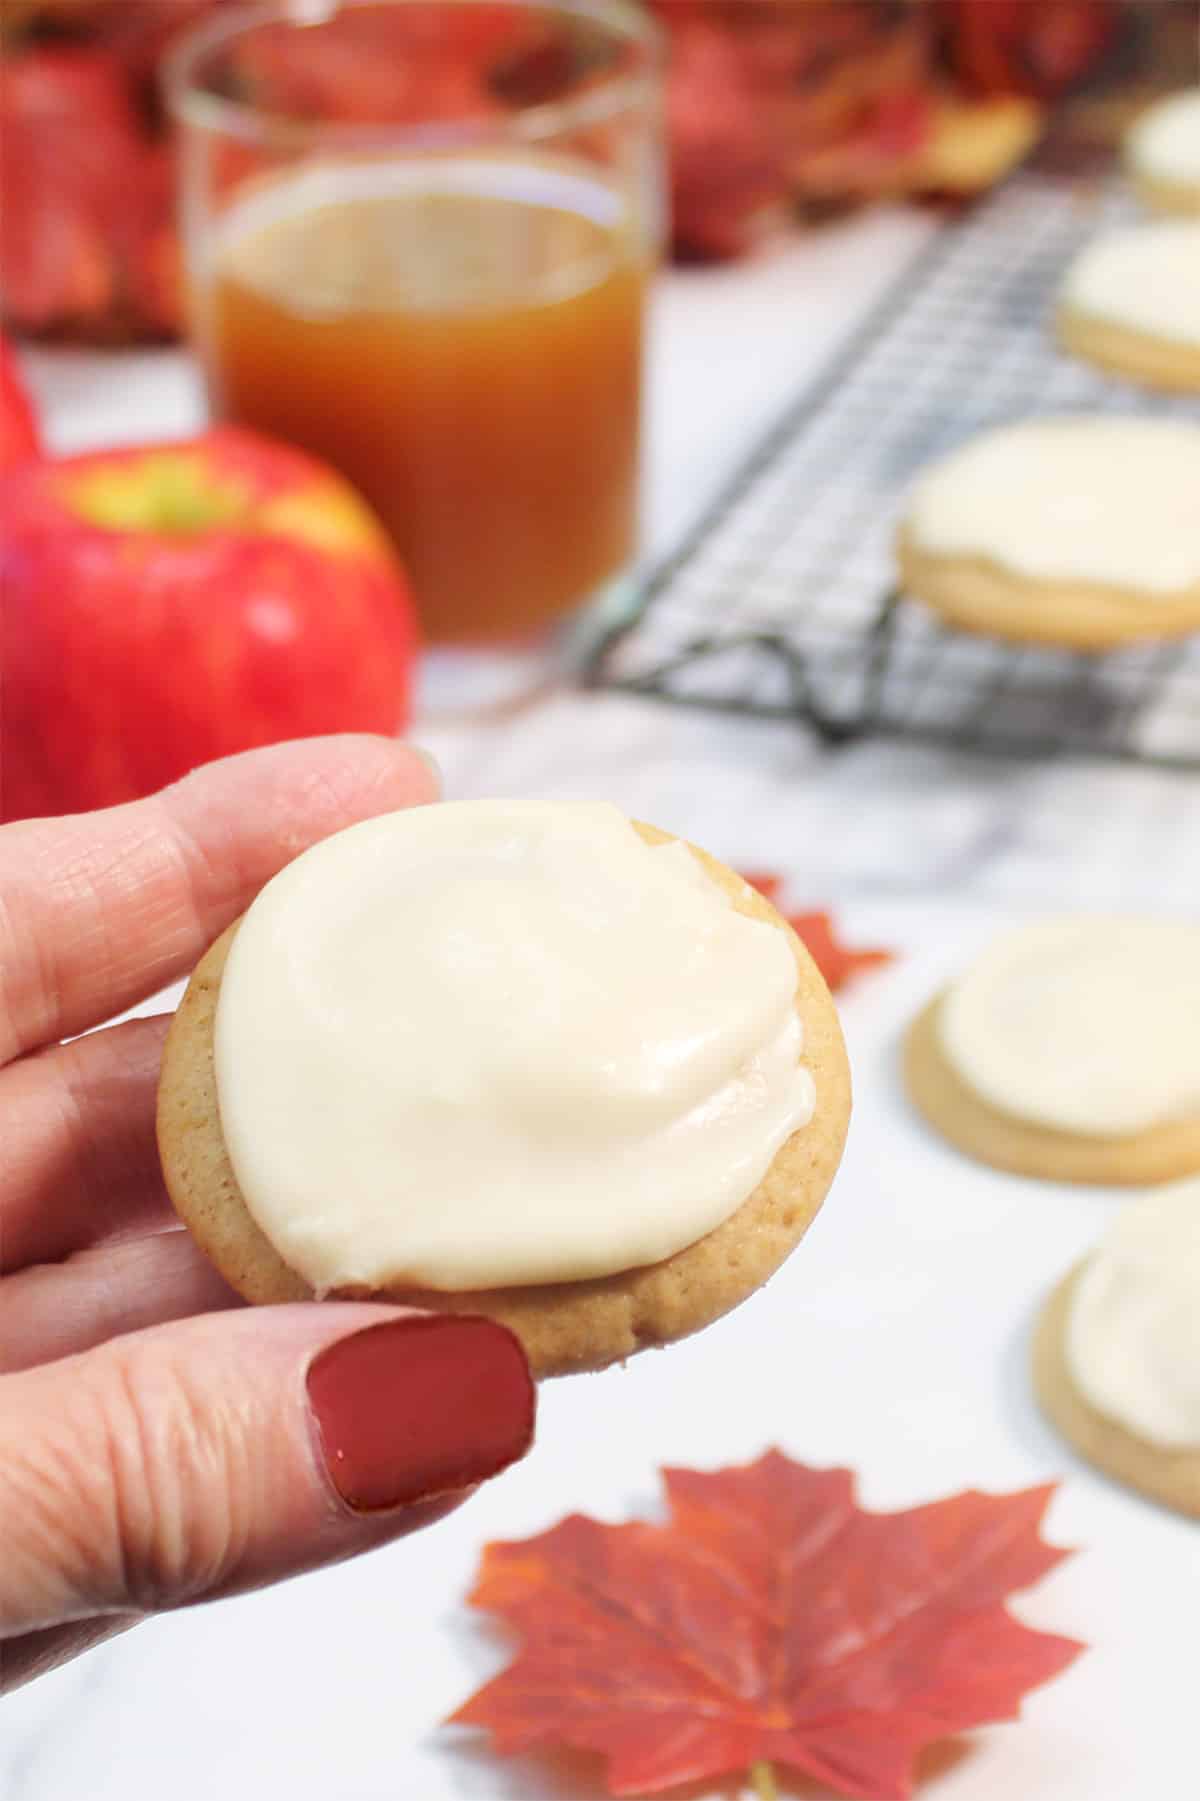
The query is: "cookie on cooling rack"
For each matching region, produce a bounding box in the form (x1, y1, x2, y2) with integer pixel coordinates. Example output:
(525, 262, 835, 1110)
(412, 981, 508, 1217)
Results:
(895, 417, 1200, 650)
(1033, 1178, 1200, 1519)
(1057, 220, 1200, 394)
(158, 800, 851, 1379)
(1124, 89, 1200, 219)
(904, 917, 1200, 1187)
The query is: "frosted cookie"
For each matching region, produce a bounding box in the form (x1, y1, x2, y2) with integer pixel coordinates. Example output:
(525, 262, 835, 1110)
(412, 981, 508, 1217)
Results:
(904, 918, 1200, 1186)
(158, 801, 851, 1378)
(1125, 89, 1200, 217)
(1033, 1179, 1200, 1518)
(896, 417, 1200, 649)
(1057, 220, 1200, 392)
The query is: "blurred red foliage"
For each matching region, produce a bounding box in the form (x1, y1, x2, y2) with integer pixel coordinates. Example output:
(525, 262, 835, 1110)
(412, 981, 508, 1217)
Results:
(0, 0, 1118, 339)
(0, 47, 177, 338)
(655, 0, 1117, 258)
(937, 0, 1118, 97)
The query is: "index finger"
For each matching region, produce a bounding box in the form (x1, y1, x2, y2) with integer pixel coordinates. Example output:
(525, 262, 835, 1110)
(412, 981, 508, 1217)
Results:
(0, 735, 439, 1064)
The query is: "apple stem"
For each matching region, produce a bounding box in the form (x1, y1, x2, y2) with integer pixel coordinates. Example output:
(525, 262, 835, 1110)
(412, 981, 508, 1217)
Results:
(750, 1762, 778, 1801)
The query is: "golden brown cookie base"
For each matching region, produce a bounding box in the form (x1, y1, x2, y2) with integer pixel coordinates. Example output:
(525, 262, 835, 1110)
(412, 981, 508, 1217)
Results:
(1057, 302, 1200, 394)
(1033, 1266, 1200, 1519)
(903, 993, 1200, 1186)
(896, 526, 1200, 651)
(157, 826, 851, 1378)
(1130, 168, 1200, 219)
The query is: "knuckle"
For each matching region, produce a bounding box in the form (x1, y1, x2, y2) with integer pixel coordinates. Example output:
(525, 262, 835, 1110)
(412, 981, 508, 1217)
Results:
(95, 1343, 253, 1612)
(0, 1412, 102, 1631)
(0, 1346, 256, 1626)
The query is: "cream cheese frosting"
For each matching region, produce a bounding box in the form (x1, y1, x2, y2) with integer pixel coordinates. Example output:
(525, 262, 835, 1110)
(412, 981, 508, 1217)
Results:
(937, 918, 1200, 1138)
(904, 418, 1200, 595)
(1126, 89, 1200, 191)
(213, 800, 815, 1292)
(1060, 219, 1200, 347)
(1065, 1178, 1200, 1449)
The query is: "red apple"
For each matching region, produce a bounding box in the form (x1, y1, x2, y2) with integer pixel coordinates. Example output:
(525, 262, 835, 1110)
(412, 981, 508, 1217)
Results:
(0, 329, 40, 472)
(0, 426, 419, 820)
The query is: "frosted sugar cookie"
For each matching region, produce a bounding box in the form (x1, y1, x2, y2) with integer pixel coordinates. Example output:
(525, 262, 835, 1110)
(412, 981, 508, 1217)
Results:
(896, 417, 1200, 649)
(1033, 1179, 1200, 1518)
(1057, 220, 1200, 392)
(158, 801, 851, 1377)
(904, 917, 1200, 1185)
(1125, 89, 1200, 217)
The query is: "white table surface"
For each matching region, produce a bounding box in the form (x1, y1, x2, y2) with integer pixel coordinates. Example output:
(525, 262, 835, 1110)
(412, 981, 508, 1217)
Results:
(5, 207, 1199, 1801)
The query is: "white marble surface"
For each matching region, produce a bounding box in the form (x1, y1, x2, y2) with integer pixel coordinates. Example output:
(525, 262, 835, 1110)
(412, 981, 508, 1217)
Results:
(5, 206, 1200, 1800)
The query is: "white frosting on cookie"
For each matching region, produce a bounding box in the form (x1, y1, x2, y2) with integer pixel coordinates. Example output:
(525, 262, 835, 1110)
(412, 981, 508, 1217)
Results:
(1065, 1178, 1200, 1449)
(1127, 89, 1200, 191)
(1061, 220, 1200, 347)
(213, 800, 815, 1292)
(938, 918, 1200, 1137)
(904, 418, 1200, 594)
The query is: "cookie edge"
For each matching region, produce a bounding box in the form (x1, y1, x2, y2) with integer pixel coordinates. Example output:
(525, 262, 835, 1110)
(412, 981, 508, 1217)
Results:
(903, 991, 1200, 1186)
(1056, 301, 1200, 395)
(1129, 168, 1200, 219)
(896, 525, 1200, 651)
(1032, 1265, 1200, 1520)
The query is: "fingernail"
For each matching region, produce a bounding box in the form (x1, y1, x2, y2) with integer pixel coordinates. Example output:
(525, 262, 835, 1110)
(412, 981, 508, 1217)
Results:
(408, 743, 443, 794)
(306, 1316, 535, 1514)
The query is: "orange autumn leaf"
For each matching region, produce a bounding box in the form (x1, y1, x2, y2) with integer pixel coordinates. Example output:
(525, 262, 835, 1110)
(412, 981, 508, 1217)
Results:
(741, 872, 894, 991)
(451, 1452, 1082, 1800)
(739, 869, 785, 902)
(787, 908, 893, 991)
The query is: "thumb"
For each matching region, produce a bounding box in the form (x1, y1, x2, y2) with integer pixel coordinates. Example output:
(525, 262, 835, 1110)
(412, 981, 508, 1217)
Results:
(0, 1305, 534, 1634)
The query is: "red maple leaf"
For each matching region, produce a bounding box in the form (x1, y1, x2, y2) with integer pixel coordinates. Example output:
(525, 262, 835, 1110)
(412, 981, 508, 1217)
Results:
(451, 1451, 1082, 1800)
(741, 873, 894, 992)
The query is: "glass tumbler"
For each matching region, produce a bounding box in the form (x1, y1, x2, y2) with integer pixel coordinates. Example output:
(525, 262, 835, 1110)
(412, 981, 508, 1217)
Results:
(166, 0, 664, 643)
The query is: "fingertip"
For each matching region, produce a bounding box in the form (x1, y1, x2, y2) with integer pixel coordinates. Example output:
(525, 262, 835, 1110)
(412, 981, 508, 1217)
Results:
(283, 732, 442, 824)
(404, 742, 443, 797)
(168, 732, 441, 816)
(161, 733, 442, 872)
(294, 732, 443, 813)
(345, 733, 442, 806)
(305, 1314, 535, 1516)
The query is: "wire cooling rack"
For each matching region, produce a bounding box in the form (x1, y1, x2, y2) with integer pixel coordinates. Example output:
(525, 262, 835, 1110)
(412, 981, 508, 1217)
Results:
(585, 164, 1200, 769)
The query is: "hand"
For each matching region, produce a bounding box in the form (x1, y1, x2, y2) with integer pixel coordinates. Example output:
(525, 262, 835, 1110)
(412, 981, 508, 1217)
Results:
(0, 738, 535, 1694)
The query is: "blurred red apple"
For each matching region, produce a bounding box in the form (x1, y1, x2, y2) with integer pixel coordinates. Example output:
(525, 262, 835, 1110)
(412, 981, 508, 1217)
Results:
(0, 329, 40, 472)
(0, 426, 419, 819)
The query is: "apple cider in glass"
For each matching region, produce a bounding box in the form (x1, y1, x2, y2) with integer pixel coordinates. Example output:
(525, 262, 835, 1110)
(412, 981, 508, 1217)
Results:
(203, 160, 645, 642)
(167, 0, 663, 644)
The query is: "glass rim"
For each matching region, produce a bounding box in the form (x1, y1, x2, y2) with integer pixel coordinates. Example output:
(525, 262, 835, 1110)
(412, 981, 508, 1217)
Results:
(163, 0, 662, 151)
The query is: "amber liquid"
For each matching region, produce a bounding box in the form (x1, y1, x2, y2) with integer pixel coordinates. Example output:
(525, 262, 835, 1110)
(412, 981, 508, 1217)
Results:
(202, 159, 646, 642)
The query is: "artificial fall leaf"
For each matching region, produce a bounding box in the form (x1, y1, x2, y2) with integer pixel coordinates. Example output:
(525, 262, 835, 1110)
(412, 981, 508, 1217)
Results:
(450, 1451, 1082, 1801)
(741, 872, 894, 992)
(739, 870, 785, 903)
(787, 909, 893, 993)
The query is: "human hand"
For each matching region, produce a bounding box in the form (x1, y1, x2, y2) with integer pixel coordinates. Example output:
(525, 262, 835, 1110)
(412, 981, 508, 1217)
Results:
(0, 737, 536, 1693)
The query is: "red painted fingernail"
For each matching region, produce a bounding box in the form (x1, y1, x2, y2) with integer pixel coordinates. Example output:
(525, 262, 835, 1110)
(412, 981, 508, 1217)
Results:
(306, 1316, 535, 1514)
